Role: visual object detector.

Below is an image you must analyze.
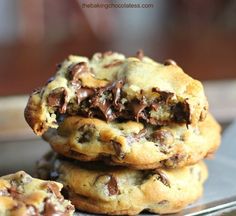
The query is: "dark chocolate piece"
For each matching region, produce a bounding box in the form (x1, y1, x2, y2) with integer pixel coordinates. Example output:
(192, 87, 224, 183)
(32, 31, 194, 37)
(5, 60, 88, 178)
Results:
(107, 175, 119, 196)
(47, 87, 68, 113)
(77, 88, 94, 104)
(44, 182, 63, 199)
(68, 62, 89, 83)
(164, 59, 177, 66)
(151, 129, 174, 146)
(154, 170, 170, 187)
(130, 98, 148, 121)
(103, 60, 123, 68)
(111, 141, 125, 159)
(172, 100, 191, 124)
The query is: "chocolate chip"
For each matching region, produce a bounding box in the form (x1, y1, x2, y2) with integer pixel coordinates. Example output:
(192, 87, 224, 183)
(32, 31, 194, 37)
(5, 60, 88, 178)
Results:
(7, 186, 20, 198)
(112, 80, 124, 109)
(164, 59, 177, 66)
(90, 91, 116, 121)
(47, 87, 68, 113)
(44, 182, 63, 200)
(107, 175, 119, 196)
(172, 100, 191, 124)
(77, 124, 96, 143)
(77, 88, 94, 104)
(130, 98, 148, 121)
(136, 49, 144, 60)
(151, 129, 174, 146)
(154, 170, 170, 187)
(158, 200, 169, 205)
(111, 141, 125, 159)
(103, 60, 123, 68)
(133, 128, 147, 140)
(67, 62, 89, 83)
(164, 153, 185, 167)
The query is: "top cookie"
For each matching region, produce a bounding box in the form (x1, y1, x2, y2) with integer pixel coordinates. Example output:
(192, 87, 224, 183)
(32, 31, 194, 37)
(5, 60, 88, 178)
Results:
(25, 51, 208, 135)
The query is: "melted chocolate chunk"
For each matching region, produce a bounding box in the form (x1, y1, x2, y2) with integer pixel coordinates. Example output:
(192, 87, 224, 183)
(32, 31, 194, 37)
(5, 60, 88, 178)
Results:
(7, 186, 21, 199)
(164, 153, 186, 167)
(151, 129, 174, 146)
(103, 60, 123, 68)
(47, 87, 68, 113)
(164, 59, 177, 66)
(91, 96, 115, 121)
(107, 175, 119, 196)
(154, 170, 170, 187)
(67, 62, 89, 83)
(133, 128, 147, 140)
(158, 200, 169, 205)
(77, 88, 94, 104)
(111, 141, 125, 159)
(130, 98, 148, 121)
(94, 174, 119, 196)
(44, 182, 63, 199)
(172, 100, 191, 124)
(112, 80, 124, 109)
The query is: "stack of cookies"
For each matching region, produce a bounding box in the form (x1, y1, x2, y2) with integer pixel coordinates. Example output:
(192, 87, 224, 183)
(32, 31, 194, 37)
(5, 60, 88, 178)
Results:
(25, 51, 221, 215)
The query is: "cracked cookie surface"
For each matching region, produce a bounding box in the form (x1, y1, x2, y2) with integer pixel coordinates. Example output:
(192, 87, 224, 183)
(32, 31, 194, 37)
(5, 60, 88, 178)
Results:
(37, 152, 208, 215)
(25, 51, 208, 135)
(0, 171, 74, 216)
(43, 113, 221, 169)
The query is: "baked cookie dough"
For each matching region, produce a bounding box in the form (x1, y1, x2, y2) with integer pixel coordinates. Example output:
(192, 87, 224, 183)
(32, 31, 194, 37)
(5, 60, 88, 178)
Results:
(43, 113, 221, 169)
(0, 171, 74, 216)
(25, 51, 208, 135)
(37, 152, 208, 215)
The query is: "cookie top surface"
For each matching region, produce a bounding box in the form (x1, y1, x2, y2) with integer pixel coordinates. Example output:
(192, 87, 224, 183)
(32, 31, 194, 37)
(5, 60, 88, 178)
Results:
(0, 171, 74, 216)
(37, 152, 208, 215)
(43, 113, 221, 169)
(25, 51, 208, 135)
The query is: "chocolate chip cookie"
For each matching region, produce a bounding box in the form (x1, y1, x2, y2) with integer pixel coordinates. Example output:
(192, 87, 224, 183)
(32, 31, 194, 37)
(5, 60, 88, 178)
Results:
(25, 51, 208, 135)
(43, 113, 221, 169)
(0, 171, 74, 216)
(37, 152, 208, 215)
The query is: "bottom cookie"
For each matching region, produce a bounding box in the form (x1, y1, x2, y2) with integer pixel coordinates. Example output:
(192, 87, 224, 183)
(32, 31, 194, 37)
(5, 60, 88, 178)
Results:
(0, 170, 74, 216)
(37, 152, 208, 215)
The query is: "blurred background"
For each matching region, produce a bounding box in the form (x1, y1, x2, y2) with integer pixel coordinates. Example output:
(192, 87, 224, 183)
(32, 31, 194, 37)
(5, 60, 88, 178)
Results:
(0, 0, 236, 175)
(0, 0, 236, 95)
